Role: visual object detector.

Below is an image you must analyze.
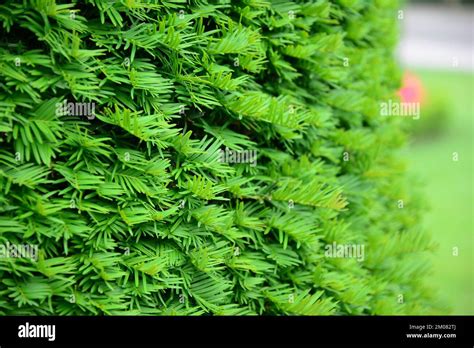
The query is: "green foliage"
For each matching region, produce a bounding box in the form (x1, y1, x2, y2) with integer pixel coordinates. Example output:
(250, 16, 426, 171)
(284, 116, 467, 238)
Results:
(0, 0, 438, 315)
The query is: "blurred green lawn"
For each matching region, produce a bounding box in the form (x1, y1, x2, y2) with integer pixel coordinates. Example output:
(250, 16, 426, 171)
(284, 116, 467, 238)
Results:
(403, 70, 473, 314)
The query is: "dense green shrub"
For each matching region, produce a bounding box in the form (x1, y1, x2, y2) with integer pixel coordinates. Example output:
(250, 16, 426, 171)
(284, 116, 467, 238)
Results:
(0, 0, 438, 315)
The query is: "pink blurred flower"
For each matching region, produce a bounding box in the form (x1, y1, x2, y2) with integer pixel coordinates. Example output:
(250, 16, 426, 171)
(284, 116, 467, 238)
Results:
(398, 72, 426, 104)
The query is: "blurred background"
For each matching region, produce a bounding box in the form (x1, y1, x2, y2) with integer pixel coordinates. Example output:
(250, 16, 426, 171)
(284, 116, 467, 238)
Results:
(397, 0, 473, 314)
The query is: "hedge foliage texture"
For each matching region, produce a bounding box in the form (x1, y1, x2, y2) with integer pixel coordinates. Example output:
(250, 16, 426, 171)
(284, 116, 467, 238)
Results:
(0, 0, 437, 315)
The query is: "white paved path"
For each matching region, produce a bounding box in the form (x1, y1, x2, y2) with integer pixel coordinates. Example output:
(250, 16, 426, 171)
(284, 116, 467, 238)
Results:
(397, 4, 474, 71)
